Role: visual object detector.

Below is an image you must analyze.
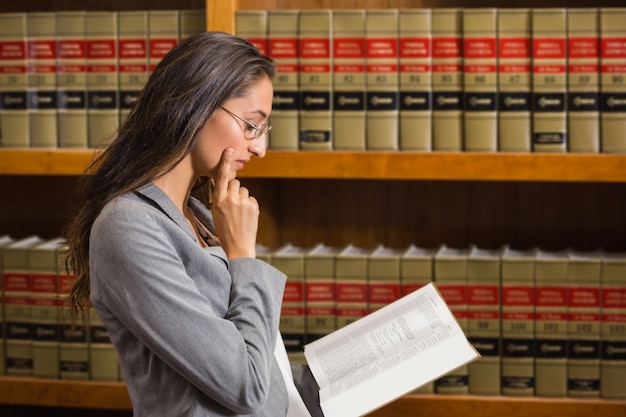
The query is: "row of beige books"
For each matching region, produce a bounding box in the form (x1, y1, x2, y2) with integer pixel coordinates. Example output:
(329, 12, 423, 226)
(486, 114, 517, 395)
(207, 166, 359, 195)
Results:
(0, 9, 206, 149)
(2, 234, 625, 399)
(236, 7, 626, 153)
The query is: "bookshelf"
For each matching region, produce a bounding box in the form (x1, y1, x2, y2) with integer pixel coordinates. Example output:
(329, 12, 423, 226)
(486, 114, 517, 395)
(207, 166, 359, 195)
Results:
(0, 0, 625, 416)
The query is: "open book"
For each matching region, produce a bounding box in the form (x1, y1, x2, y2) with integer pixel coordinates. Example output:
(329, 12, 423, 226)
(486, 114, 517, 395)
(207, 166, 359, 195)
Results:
(303, 282, 479, 417)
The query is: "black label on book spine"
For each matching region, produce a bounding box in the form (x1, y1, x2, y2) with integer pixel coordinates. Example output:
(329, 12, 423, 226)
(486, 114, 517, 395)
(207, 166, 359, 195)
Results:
(533, 92, 566, 112)
(568, 92, 600, 111)
(88, 91, 118, 109)
(334, 91, 365, 111)
(468, 337, 500, 356)
(535, 338, 567, 358)
(0, 92, 28, 110)
(568, 339, 600, 359)
(57, 90, 87, 110)
(5, 321, 32, 340)
(499, 92, 531, 112)
(464, 91, 497, 112)
(601, 340, 626, 361)
(502, 338, 535, 358)
(399, 91, 431, 110)
(32, 323, 59, 341)
(272, 91, 299, 110)
(300, 91, 331, 111)
(533, 132, 566, 145)
(432, 91, 463, 110)
(601, 92, 626, 112)
(60, 324, 87, 343)
(28, 91, 57, 109)
(119, 90, 140, 110)
(502, 375, 535, 390)
(300, 130, 330, 144)
(366, 91, 398, 111)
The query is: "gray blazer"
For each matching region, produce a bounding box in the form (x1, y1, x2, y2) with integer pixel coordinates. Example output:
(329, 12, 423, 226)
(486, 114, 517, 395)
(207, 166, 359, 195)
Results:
(89, 183, 322, 416)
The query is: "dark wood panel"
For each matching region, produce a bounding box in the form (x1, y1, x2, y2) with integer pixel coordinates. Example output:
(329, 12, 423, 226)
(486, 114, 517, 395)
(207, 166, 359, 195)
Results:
(245, 178, 626, 252)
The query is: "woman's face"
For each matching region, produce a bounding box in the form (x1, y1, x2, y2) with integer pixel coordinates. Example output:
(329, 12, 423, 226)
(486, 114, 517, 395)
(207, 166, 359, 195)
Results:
(191, 75, 274, 182)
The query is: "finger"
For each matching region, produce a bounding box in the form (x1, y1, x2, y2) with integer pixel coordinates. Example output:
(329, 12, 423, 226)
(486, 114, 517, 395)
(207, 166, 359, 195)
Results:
(213, 148, 234, 201)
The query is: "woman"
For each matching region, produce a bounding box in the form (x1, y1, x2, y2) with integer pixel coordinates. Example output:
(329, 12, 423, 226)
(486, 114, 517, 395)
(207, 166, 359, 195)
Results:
(64, 31, 321, 417)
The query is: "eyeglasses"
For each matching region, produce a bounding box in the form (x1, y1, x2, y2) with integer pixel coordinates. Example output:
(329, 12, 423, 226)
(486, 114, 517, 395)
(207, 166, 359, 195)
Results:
(220, 106, 271, 140)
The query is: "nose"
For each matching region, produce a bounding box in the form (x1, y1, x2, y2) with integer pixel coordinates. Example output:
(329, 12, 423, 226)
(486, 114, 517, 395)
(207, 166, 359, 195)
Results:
(249, 133, 267, 158)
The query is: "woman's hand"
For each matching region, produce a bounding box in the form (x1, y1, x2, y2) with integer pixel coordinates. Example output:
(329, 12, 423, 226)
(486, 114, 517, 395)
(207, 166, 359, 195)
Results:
(211, 148, 259, 259)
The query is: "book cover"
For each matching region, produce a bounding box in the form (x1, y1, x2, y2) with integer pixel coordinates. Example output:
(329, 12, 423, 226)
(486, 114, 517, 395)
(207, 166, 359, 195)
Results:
(599, 251, 626, 399)
(88, 307, 120, 381)
(86, 11, 119, 148)
(271, 243, 308, 364)
(56, 11, 88, 148)
(304, 282, 479, 417)
(0, 13, 28, 147)
(267, 10, 300, 150)
(29, 237, 64, 379)
(497, 8, 532, 152)
(431, 8, 463, 151)
(179, 9, 206, 41)
(148, 10, 179, 74)
(433, 245, 470, 394)
(331, 9, 366, 150)
(400, 244, 436, 393)
(365, 9, 399, 150)
(568, 249, 602, 398)
(118, 11, 149, 125)
(335, 244, 372, 329)
(0, 235, 16, 376)
(467, 246, 502, 395)
(368, 245, 403, 313)
(57, 242, 89, 380)
(26, 12, 57, 148)
(398, 8, 432, 151)
(531, 8, 567, 153)
(2, 235, 43, 377)
(298, 10, 333, 151)
(567, 8, 601, 153)
(304, 244, 340, 344)
(235, 10, 268, 55)
(500, 246, 536, 396)
(599, 8, 626, 153)
(463, 8, 498, 152)
(534, 249, 569, 397)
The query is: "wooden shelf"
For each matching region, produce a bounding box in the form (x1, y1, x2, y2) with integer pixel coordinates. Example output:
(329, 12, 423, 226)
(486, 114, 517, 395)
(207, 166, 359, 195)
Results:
(0, 377, 624, 416)
(1, 149, 625, 182)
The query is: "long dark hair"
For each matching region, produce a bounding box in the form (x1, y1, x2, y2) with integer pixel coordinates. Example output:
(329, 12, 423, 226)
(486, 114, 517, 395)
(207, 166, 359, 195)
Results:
(64, 31, 275, 319)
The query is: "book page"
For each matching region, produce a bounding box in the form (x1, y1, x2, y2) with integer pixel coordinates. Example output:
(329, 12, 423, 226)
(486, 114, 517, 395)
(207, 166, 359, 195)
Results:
(304, 282, 479, 417)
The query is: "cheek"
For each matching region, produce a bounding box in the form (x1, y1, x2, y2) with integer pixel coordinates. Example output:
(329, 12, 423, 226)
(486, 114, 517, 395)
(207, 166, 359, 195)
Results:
(193, 119, 241, 175)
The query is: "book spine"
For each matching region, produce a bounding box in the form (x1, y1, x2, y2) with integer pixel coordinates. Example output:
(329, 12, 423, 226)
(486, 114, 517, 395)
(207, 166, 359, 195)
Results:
(335, 247, 369, 330)
(235, 10, 268, 55)
(534, 251, 568, 397)
(567, 251, 601, 398)
(0, 13, 28, 147)
(567, 8, 601, 153)
(531, 8, 567, 153)
(268, 10, 300, 150)
(497, 9, 532, 152)
(467, 250, 501, 395)
(56, 11, 88, 148)
(148, 10, 179, 74)
(30, 240, 62, 379)
(600, 253, 626, 399)
(367, 248, 402, 313)
(398, 9, 432, 151)
(332, 10, 366, 150)
(179, 9, 206, 41)
(88, 307, 120, 381)
(463, 9, 497, 152)
(599, 8, 626, 153)
(298, 10, 333, 151)
(86, 12, 119, 148)
(26, 12, 57, 148)
(57, 250, 89, 380)
(434, 246, 469, 394)
(501, 253, 535, 396)
(304, 251, 337, 344)
(365, 9, 399, 150)
(431, 9, 463, 151)
(118, 11, 149, 126)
